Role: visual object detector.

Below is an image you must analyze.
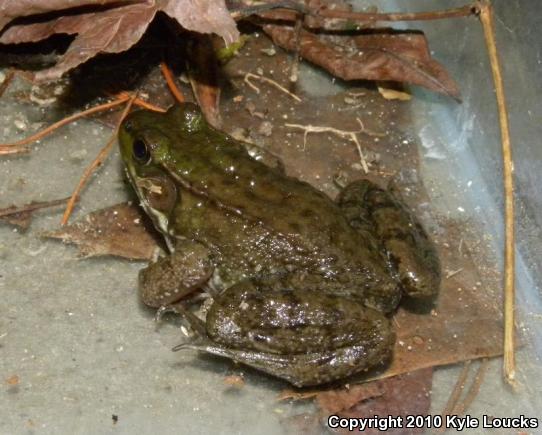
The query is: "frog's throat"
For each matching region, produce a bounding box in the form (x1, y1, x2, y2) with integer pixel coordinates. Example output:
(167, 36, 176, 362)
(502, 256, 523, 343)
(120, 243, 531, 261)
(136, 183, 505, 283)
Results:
(126, 167, 174, 251)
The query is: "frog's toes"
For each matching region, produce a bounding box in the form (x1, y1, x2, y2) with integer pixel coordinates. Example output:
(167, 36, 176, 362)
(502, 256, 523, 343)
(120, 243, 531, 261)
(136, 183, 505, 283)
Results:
(172, 336, 213, 352)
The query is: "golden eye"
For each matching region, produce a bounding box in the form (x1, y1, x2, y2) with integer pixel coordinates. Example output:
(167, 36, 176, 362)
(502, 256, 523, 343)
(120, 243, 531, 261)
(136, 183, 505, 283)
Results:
(132, 139, 151, 165)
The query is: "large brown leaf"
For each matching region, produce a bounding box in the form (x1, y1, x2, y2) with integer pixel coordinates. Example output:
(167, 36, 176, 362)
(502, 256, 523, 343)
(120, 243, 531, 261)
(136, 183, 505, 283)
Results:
(263, 25, 460, 99)
(0, 0, 239, 81)
(0, 0, 133, 31)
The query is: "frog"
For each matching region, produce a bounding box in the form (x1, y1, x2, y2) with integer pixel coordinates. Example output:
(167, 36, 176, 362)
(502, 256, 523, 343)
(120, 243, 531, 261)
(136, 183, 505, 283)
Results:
(118, 103, 441, 387)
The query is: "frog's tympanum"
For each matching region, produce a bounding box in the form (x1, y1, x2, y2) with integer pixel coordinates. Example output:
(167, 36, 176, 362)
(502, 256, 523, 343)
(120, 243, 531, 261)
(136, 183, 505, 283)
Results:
(119, 103, 441, 387)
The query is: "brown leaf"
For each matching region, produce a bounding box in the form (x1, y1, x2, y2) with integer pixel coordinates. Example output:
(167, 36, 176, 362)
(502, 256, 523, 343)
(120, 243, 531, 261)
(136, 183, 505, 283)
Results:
(43, 202, 160, 260)
(188, 34, 223, 128)
(0, 0, 239, 81)
(0, 0, 131, 32)
(263, 26, 460, 99)
(320, 369, 433, 435)
(316, 382, 384, 414)
(0, 197, 70, 230)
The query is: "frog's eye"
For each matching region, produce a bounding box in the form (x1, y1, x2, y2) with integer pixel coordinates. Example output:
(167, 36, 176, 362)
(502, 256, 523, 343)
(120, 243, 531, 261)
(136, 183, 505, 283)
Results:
(133, 139, 151, 165)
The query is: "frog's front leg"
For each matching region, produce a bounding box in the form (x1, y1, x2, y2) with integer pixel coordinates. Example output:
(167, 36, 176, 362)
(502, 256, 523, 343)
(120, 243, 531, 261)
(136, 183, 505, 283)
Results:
(178, 275, 395, 387)
(337, 179, 441, 299)
(139, 239, 214, 308)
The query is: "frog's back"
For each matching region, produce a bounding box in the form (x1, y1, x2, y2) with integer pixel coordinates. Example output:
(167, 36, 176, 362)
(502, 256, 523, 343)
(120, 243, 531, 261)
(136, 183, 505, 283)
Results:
(170, 124, 360, 255)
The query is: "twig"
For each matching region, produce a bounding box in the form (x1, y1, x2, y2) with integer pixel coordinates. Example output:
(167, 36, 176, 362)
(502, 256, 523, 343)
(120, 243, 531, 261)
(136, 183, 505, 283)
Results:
(160, 62, 185, 104)
(316, 3, 478, 23)
(61, 95, 137, 225)
(285, 119, 385, 173)
(112, 91, 166, 113)
(452, 358, 490, 415)
(0, 95, 130, 152)
(244, 72, 302, 102)
(437, 360, 472, 433)
(478, 0, 516, 387)
(0, 197, 70, 218)
(0, 146, 30, 156)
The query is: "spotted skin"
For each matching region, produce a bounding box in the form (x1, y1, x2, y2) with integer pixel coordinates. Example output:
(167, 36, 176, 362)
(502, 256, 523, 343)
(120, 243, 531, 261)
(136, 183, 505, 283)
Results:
(119, 103, 440, 387)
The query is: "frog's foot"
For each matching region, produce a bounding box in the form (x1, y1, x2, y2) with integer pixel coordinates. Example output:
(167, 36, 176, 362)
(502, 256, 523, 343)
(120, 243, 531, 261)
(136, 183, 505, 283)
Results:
(338, 179, 441, 300)
(139, 240, 214, 308)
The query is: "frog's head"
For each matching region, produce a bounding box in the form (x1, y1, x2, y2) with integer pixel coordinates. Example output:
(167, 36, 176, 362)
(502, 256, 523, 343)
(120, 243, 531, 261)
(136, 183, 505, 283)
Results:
(118, 103, 206, 237)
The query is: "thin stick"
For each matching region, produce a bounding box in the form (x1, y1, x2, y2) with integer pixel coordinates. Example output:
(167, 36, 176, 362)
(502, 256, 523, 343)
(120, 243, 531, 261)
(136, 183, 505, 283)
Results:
(0, 95, 130, 150)
(0, 146, 29, 155)
(61, 95, 136, 225)
(452, 358, 490, 415)
(478, 0, 516, 386)
(160, 62, 185, 104)
(113, 91, 166, 113)
(437, 360, 472, 433)
(244, 72, 302, 102)
(0, 197, 70, 218)
(235, 2, 477, 24)
(316, 3, 477, 23)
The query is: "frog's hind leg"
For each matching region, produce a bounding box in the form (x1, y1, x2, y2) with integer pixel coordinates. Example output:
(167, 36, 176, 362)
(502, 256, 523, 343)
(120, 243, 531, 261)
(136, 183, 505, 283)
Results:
(337, 179, 441, 300)
(176, 278, 395, 387)
(176, 339, 393, 388)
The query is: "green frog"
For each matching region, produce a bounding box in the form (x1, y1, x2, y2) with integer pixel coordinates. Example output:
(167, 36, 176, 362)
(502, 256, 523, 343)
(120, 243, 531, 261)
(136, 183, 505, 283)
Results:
(118, 103, 441, 387)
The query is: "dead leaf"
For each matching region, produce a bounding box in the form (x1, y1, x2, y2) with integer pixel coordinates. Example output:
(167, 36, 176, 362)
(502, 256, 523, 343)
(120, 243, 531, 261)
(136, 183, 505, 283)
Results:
(0, 197, 70, 230)
(321, 369, 433, 435)
(316, 382, 384, 414)
(43, 202, 160, 259)
(0, 0, 239, 81)
(187, 34, 223, 128)
(1, 211, 33, 230)
(0, 0, 131, 32)
(263, 25, 460, 99)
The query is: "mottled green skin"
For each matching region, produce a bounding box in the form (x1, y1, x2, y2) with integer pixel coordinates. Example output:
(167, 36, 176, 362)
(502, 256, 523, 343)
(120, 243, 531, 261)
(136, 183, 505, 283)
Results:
(118, 103, 440, 387)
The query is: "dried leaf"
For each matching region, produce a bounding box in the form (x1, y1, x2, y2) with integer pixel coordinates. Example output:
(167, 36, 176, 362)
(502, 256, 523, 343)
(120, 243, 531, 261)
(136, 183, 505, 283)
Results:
(0, 0, 239, 81)
(43, 202, 160, 259)
(0, 0, 131, 31)
(188, 34, 222, 128)
(0, 197, 70, 230)
(263, 26, 460, 99)
(0, 211, 33, 230)
(321, 369, 433, 435)
(316, 382, 384, 414)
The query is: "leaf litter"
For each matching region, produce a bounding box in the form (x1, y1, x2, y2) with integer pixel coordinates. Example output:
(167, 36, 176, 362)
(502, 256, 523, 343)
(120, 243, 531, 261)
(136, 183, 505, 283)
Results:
(0, 0, 239, 81)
